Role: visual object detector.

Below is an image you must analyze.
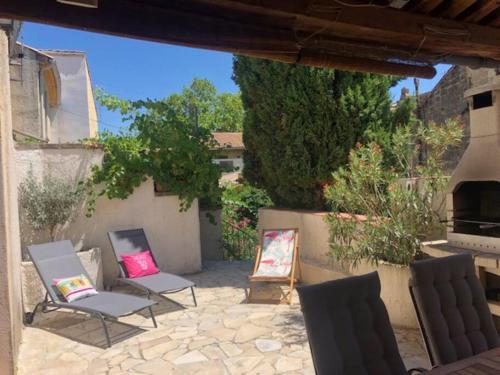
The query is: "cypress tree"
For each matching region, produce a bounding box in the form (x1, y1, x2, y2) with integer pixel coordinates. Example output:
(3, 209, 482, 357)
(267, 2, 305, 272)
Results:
(232, 56, 399, 210)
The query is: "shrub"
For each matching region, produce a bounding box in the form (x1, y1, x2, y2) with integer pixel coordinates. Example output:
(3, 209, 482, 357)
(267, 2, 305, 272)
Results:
(324, 120, 463, 266)
(233, 56, 403, 210)
(221, 182, 272, 260)
(18, 169, 84, 242)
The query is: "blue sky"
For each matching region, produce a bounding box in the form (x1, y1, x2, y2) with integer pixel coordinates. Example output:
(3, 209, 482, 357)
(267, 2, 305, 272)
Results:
(20, 22, 451, 133)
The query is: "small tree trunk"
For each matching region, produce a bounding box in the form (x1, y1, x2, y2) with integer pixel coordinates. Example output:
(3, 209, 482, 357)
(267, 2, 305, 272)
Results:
(50, 224, 57, 242)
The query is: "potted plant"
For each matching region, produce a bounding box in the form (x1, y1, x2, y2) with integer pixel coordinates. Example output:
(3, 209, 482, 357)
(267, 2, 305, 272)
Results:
(324, 120, 462, 267)
(18, 169, 84, 250)
(18, 169, 102, 311)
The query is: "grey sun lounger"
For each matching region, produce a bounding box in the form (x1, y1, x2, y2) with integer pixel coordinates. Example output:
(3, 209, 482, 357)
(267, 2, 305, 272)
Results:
(108, 228, 197, 307)
(26, 240, 158, 348)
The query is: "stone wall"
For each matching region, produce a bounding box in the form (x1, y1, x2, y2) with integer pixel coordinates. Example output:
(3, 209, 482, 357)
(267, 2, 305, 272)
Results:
(10, 46, 49, 141)
(418, 66, 499, 171)
(16, 144, 202, 287)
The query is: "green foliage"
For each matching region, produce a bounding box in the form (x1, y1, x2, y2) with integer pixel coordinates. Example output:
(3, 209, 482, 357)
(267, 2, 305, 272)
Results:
(221, 182, 273, 228)
(98, 78, 244, 132)
(324, 120, 463, 266)
(85, 92, 223, 214)
(18, 169, 84, 241)
(221, 182, 273, 260)
(233, 56, 405, 210)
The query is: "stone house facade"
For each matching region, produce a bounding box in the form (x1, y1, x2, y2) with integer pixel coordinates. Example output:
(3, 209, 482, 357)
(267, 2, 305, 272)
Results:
(9, 43, 97, 143)
(418, 66, 499, 170)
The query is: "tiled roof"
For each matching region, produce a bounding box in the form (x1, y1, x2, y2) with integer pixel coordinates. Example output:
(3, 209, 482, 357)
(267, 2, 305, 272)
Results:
(212, 132, 244, 149)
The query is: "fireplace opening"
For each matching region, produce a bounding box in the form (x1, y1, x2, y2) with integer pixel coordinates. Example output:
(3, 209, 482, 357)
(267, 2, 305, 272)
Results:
(453, 181, 500, 237)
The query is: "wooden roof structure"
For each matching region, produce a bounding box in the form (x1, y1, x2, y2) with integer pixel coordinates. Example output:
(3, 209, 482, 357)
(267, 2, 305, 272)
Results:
(3, 1, 500, 78)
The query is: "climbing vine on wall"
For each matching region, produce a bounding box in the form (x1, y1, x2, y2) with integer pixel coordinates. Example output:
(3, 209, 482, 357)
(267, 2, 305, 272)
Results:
(83, 91, 222, 215)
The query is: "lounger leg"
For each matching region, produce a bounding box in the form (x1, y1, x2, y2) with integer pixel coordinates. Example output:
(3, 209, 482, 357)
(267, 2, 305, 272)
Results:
(191, 287, 197, 307)
(41, 293, 49, 313)
(97, 313, 112, 348)
(25, 301, 43, 325)
(148, 306, 158, 328)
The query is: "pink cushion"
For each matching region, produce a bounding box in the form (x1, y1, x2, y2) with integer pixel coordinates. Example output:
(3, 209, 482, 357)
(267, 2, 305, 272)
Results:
(120, 250, 159, 278)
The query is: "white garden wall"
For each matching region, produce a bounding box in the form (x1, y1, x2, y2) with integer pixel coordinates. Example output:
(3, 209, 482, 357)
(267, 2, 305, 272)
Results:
(258, 208, 419, 329)
(16, 144, 202, 287)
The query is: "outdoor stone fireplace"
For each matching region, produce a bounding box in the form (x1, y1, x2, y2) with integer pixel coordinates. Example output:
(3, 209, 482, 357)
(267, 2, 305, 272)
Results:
(422, 78, 500, 323)
(447, 79, 500, 253)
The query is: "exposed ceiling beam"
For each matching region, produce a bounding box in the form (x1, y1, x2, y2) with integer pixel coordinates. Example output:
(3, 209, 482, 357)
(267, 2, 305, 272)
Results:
(2, 0, 500, 76)
(198, 0, 500, 59)
(413, 0, 446, 13)
(298, 50, 436, 77)
(462, 0, 500, 23)
(440, 0, 476, 18)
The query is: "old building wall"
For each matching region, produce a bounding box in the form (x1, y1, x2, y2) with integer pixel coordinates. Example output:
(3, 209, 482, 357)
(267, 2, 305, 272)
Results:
(418, 66, 499, 171)
(9, 46, 46, 141)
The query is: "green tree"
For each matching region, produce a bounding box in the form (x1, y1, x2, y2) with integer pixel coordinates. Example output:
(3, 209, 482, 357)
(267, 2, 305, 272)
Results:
(166, 78, 244, 131)
(233, 56, 401, 209)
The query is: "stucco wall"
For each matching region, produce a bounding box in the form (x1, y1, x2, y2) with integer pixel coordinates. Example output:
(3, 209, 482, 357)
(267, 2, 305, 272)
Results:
(199, 209, 223, 261)
(258, 208, 419, 329)
(16, 145, 202, 287)
(0, 29, 23, 375)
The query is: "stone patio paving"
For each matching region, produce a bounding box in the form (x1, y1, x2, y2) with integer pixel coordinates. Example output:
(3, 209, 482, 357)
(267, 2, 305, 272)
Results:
(17, 261, 429, 374)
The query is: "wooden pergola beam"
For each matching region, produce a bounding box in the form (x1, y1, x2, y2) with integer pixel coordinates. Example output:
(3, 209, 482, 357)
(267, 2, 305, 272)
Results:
(2, 0, 500, 76)
(0, 0, 439, 77)
(0, 0, 298, 52)
(200, 0, 500, 59)
(299, 50, 436, 78)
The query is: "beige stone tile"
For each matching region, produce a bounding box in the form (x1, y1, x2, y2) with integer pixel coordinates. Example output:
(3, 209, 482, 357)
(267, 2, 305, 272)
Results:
(276, 357, 303, 373)
(188, 337, 216, 350)
(17, 261, 426, 375)
(218, 342, 243, 357)
(120, 358, 143, 371)
(133, 358, 173, 374)
(141, 340, 180, 360)
(162, 347, 188, 362)
(234, 323, 269, 344)
(223, 356, 263, 375)
(172, 350, 208, 365)
(201, 344, 227, 360)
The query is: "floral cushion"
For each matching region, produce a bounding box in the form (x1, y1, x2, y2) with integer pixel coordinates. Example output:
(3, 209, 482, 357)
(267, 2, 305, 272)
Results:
(120, 250, 159, 278)
(54, 274, 98, 303)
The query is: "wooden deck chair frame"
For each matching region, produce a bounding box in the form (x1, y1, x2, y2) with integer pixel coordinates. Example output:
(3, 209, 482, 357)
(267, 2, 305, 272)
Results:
(247, 228, 300, 304)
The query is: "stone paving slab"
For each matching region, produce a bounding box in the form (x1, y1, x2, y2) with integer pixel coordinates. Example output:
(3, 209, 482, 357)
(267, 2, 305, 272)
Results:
(17, 261, 428, 374)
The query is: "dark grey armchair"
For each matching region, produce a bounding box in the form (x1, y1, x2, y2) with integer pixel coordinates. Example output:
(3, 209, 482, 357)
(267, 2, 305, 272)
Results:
(297, 272, 423, 375)
(409, 254, 500, 366)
